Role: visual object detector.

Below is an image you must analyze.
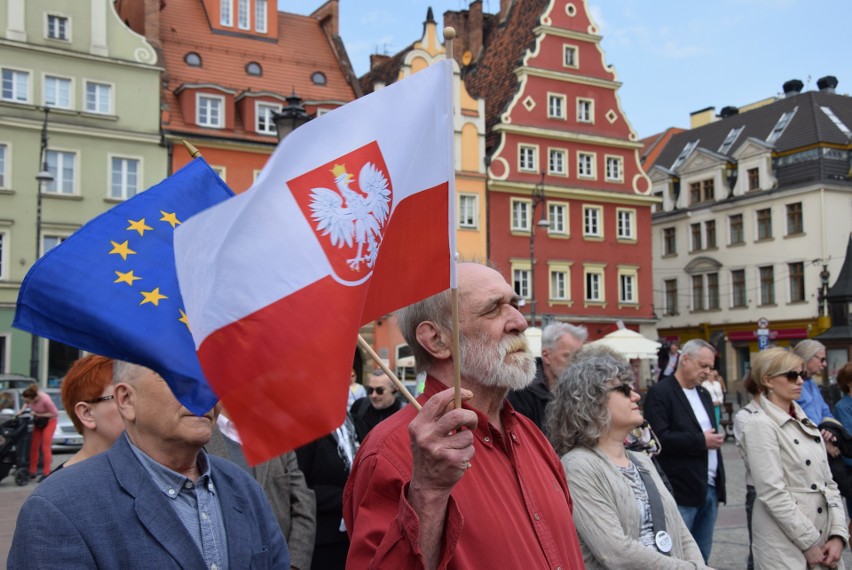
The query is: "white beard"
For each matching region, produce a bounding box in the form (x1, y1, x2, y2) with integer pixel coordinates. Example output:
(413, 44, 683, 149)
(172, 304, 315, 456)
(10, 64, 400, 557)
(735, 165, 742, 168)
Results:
(460, 331, 536, 391)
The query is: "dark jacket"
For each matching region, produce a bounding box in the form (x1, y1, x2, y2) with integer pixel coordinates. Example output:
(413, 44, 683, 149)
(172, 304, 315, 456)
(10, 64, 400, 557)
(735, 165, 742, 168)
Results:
(350, 397, 403, 443)
(507, 367, 551, 435)
(643, 375, 727, 506)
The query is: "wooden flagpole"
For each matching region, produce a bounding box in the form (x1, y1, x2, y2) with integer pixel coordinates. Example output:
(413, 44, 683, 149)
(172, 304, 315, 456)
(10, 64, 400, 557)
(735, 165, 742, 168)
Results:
(357, 335, 421, 411)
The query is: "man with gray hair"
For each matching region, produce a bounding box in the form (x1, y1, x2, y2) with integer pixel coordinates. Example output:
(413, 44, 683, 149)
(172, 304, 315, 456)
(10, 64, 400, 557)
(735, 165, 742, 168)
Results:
(9, 361, 289, 568)
(793, 339, 834, 424)
(508, 322, 587, 434)
(643, 338, 725, 563)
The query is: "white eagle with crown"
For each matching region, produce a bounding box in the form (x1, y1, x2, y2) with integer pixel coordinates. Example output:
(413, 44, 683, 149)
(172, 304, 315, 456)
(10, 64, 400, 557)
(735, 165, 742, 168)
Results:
(309, 162, 391, 271)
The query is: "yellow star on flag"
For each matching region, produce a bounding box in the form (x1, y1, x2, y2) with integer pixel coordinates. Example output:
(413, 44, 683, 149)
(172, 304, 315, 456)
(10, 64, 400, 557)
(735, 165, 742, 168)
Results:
(109, 240, 136, 261)
(127, 218, 153, 237)
(140, 287, 167, 306)
(160, 211, 181, 228)
(114, 270, 142, 286)
(179, 309, 191, 330)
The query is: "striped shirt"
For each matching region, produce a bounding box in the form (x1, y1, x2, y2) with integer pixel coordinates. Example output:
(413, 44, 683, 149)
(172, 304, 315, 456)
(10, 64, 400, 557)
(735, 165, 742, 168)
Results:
(128, 435, 229, 570)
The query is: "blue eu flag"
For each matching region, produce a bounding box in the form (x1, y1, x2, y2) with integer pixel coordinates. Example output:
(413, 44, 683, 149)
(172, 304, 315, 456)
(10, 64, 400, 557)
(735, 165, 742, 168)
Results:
(14, 158, 234, 415)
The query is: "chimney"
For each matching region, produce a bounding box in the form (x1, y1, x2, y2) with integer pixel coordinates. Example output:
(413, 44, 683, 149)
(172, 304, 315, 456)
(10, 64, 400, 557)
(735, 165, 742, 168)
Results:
(468, 1, 483, 63)
(370, 54, 391, 70)
(817, 75, 839, 94)
(500, 0, 516, 23)
(782, 79, 804, 97)
(718, 106, 739, 119)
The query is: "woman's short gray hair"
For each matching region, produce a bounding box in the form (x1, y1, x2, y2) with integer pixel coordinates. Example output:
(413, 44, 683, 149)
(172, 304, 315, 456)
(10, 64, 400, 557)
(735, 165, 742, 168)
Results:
(546, 345, 634, 456)
(792, 339, 825, 363)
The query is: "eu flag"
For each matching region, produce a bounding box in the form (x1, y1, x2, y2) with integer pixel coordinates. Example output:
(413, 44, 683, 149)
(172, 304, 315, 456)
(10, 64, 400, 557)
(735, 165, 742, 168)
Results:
(13, 158, 234, 415)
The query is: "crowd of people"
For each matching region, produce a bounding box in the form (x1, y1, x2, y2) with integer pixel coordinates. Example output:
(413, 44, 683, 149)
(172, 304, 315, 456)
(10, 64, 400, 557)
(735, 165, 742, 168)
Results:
(7, 260, 852, 569)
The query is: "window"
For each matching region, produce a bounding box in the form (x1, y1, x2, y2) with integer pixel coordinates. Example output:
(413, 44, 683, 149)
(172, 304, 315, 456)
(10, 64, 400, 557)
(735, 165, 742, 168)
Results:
(548, 203, 567, 235)
(731, 269, 747, 308)
(511, 199, 531, 232)
(563, 45, 577, 68)
(255, 0, 268, 33)
(616, 209, 635, 240)
(0, 231, 6, 280)
(789, 262, 805, 302)
(577, 98, 593, 123)
(619, 271, 637, 304)
(664, 279, 678, 315)
(549, 268, 569, 301)
(692, 275, 705, 311)
(703, 179, 714, 201)
(458, 194, 478, 228)
(786, 202, 803, 235)
(690, 182, 701, 204)
(256, 102, 280, 135)
(759, 266, 775, 305)
(748, 168, 759, 191)
(513, 269, 530, 299)
(2, 69, 29, 102)
(670, 139, 699, 171)
(211, 166, 226, 181)
(246, 62, 262, 76)
(705, 220, 716, 249)
(583, 206, 602, 237)
(690, 223, 702, 251)
(45, 150, 75, 194)
(707, 273, 720, 309)
(548, 148, 566, 175)
(767, 108, 797, 144)
(110, 157, 139, 200)
(238, 0, 249, 29)
(605, 156, 623, 181)
(185, 52, 202, 67)
(220, 0, 233, 26)
(311, 72, 327, 86)
(85, 81, 111, 114)
(577, 152, 594, 178)
(718, 126, 744, 154)
(548, 94, 565, 119)
(44, 75, 71, 109)
(756, 208, 772, 240)
(0, 143, 6, 188)
(821, 106, 852, 137)
(585, 268, 604, 302)
(197, 94, 224, 128)
(663, 227, 676, 255)
(729, 214, 744, 245)
(46, 14, 69, 40)
(518, 145, 537, 172)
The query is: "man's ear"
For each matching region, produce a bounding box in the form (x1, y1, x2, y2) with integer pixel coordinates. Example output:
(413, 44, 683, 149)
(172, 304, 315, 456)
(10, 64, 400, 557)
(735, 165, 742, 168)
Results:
(415, 321, 452, 360)
(74, 402, 96, 431)
(541, 347, 552, 366)
(113, 383, 136, 423)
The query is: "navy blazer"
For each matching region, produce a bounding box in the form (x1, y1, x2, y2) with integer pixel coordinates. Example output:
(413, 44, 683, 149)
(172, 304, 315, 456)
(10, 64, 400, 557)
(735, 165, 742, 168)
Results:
(8, 434, 289, 569)
(643, 375, 726, 507)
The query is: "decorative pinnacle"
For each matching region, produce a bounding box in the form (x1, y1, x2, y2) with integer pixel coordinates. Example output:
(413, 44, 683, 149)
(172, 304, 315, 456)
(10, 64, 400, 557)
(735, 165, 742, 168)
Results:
(443, 26, 456, 40)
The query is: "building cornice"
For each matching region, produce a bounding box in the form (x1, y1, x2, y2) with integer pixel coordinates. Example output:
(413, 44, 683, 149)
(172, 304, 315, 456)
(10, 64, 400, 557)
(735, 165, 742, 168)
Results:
(0, 115, 161, 144)
(164, 133, 276, 154)
(517, 66, 621, 90)
(532, 25, 602, 43)
(492, 122, 643, 150)
(489, 180, 660, 206)
(0, 38, 162, 71)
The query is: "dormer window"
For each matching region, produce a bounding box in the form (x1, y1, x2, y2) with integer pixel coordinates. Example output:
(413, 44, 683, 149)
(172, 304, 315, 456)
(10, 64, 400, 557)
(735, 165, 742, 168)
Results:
(821, 106, 851, 137)
(185, 52, 202, 67)
(220, 0, 233, 26)
(670, 139, 699, 170)
(717, 126, 743, 154)
(246, 62, 262, 76)
(311, 72, 327, 86)
(766, 107, 797, 144)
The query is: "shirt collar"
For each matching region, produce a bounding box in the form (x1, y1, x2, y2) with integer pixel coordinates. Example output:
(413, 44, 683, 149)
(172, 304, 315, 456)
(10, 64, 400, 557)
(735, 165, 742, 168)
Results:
(126, 433, 215, 500)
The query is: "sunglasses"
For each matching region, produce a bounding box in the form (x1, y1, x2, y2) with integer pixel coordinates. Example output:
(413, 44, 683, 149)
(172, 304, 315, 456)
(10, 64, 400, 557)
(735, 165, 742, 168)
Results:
(608, 383, 635, 397)
(366, 387, 390, 396)
(83, 395, 115, 404)
(776, 370, 805, 382)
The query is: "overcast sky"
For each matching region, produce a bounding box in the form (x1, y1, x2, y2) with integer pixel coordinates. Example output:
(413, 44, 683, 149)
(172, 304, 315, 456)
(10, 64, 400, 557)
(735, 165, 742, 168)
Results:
(279, 0, 850, 138)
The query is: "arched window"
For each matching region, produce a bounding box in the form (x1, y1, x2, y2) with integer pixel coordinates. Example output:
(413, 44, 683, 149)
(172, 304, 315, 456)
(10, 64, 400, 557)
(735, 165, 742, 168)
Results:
(311, 71, 327, 86)
(246, 62, 262, 76)
(184, 52, 202, 67)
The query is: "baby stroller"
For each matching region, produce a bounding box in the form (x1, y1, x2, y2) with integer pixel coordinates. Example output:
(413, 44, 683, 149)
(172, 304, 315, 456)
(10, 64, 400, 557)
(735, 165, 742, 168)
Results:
(0, 414, 32, 486)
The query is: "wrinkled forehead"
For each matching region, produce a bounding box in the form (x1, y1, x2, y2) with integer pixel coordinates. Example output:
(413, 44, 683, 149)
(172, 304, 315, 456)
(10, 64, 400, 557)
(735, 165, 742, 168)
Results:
(459, 265, 515, 309)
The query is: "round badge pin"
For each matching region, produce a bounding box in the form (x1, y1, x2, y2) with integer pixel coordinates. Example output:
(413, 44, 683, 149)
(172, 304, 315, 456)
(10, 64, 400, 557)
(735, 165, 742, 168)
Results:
(655, 530, 673, 553)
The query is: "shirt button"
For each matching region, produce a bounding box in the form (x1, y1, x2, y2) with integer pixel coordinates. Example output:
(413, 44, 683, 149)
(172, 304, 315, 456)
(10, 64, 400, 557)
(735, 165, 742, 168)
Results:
(483, 436, 490, 443)
(794, 439, 799, 444)
(814, 437, 821, 443)
(211, 564, 218, 570)
(818, 507, 823, 513)
(168, 489, 176, 496)
(201, 512, 208, 520)
(806, 459, 812, 465)
(185, 481, 194, 489)
(534, 513, 540, 521)
(812, 484, 818, 490)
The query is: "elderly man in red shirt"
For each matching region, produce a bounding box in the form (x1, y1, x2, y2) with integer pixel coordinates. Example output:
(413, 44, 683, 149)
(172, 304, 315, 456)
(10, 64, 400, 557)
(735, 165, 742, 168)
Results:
(343, 263, 584, 569)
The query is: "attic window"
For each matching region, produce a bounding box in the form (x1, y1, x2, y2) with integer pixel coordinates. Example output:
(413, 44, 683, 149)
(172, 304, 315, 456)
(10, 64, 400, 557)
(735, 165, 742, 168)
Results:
(246, 62, 262, 76)
(821, 106, 851, 137)
(766, 107, 797, 144)
(670, 139, 699, 170)
(717, 126, 744, 154)
(311, 72, 327, 86)
(185, 52, 202, 67)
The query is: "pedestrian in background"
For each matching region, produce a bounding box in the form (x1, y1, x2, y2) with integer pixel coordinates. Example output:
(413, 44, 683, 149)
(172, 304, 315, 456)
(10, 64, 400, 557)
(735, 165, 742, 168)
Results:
(733, 373, 760, 570)
(350, 371, 403, 442)
(793, 339, 834, 424)
(703, 370, 726, 427)
(742, 347, 847, 570)
(21, 384, 58, 481)
(547, 346, 707, 568)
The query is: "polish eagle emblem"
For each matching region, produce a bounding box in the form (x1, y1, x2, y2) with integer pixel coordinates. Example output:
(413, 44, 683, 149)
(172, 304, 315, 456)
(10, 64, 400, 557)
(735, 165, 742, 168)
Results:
(309, 162, 391, 271)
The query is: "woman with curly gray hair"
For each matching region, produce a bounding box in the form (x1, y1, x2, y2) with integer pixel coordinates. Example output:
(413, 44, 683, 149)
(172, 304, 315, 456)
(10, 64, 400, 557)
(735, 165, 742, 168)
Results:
(547, 346, 707, 569)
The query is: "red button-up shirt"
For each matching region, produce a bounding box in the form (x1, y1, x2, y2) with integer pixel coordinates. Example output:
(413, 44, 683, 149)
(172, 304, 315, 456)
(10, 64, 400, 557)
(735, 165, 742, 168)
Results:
(343, 376, 585, 569)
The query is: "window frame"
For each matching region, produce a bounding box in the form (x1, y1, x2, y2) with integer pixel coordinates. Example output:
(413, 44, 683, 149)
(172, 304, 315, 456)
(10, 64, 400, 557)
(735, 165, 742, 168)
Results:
(109, 155, 141, 201)
(255, 0, 268, 33)
(518, 144, 538, 173)
(548, 261, 572, 303)
(756, 208, 773, 240)
(46, 13, 70, 41)
(196, 93, 225, 128)
(747, 167, 760, 191)
(663, 227, 676, 256)
(220, 0, 233, 26)
(705, 220, 717, 249)
(618, 268, 638, 305)
(759, 265, 775, 306)
(43, 74, 73, 109)
(548, 148, 567, 176)
(577, 151, 596, 179)
(255, 101, 281, 135)
(664, 279, 678, 316)
(690, 222, 702, 252)
(510, 198, 532, 233)
(584, 265, 605, 303)
(731, 269, 747, 308)
(458, 193, 479, 229)
(513, 266, 531, 300)
(707, 272, 720, 310)
(45, 149, 77, 195)
(0, 142, 8, 189)
(576, 97, 594, 123)
(1, 68, 30, 103)
(786, 202, 803, 235)
(84, 80, 112, 114)
(547, 93, 566, 119)
(562, 44, 579, 68)
(729, 214, 744, 245)
(582, 205, 603, 238)
(788, 262, 805, 303)
(237, 0, 250, 30)
(0, 229, 8, 281)
(692, 274, 705, 311)
(547, 201, 569, 236)
(605, 155, 623, 182)
(616, 208, 636, 241)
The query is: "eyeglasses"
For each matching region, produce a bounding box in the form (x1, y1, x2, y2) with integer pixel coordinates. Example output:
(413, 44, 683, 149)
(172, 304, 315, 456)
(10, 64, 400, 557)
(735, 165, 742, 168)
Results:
(608, 383, 635, 397)
(366, 387, 389, 396)
(83, 395, 114, 404)
(776, 370, 805, 382)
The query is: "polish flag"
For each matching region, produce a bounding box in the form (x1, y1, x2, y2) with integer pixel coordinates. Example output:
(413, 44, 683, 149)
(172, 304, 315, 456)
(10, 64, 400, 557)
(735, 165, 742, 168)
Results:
(174, 61, 455, 464)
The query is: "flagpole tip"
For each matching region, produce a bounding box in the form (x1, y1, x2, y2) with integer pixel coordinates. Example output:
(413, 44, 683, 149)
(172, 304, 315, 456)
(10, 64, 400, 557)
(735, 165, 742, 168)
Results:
(182, 140, 201, 158)
(443, 27, 456, 40)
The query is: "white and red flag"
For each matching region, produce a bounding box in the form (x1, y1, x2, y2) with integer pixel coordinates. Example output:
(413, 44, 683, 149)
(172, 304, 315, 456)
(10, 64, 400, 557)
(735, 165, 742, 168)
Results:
(174, 61, 455, 464)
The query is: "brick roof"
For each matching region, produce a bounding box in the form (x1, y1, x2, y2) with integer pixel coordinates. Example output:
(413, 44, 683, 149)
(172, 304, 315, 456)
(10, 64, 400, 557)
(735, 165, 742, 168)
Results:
(157, 0, 356, 141)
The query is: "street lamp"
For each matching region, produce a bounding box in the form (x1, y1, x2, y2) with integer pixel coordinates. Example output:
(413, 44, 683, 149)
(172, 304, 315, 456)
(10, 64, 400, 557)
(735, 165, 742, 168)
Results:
(529, 173, 550, 328)
(30, 108, 54, 381)
(272, 90, 310, 141)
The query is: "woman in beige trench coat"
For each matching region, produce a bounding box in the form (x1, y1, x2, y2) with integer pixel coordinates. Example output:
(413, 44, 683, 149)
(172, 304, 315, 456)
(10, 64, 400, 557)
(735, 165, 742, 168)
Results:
(742, 347, 848, 569)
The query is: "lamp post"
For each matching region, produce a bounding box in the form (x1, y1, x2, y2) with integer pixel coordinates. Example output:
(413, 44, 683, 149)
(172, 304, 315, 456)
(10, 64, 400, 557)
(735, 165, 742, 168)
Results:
(30, 108, 54, 381)
(528, 173, 550, 328)
(272, 90, 310, 141)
